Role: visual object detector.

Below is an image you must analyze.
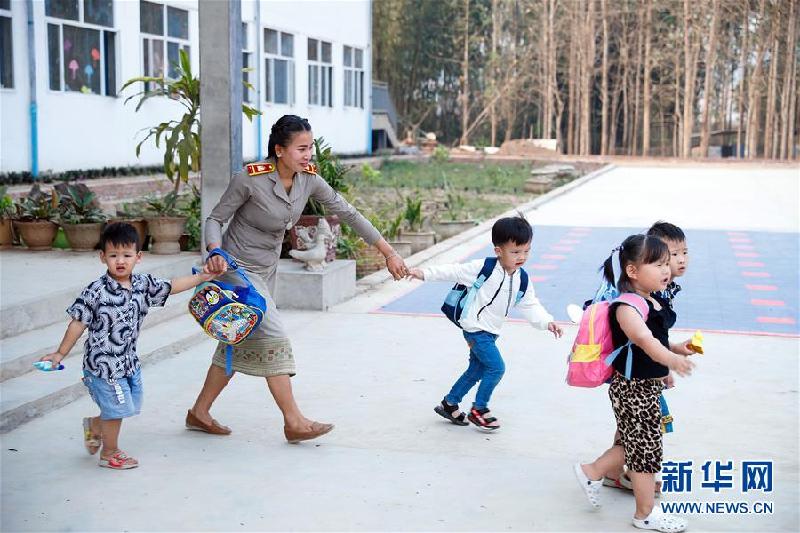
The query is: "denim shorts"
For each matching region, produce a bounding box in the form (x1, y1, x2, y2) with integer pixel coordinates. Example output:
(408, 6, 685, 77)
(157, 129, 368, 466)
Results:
(82, 369, 143, 420)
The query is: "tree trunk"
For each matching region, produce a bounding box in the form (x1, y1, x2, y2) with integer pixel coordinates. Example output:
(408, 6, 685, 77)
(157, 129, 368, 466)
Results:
(490, 0, 499, 147)
(630, 5, 644, 155)
(745, 0, 768, 159)
(780, 0, 797, 159)
(600, 0, 609, 155)
(699, 0, 720, 158)
(736, 0, 749, 158)
(580, 0, 595, 155)
(567, 1, 577, 154)
(682, 0, 697, 158)
(764, 34, 779, 159)
(459, 0, 470, 146)
(641, 0, 653, 157)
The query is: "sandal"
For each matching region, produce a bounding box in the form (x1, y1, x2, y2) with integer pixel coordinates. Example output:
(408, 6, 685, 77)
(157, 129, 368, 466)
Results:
(434, 399, 469, 426)
(98, 451, 138, 470)
(574, 463, 602, 509)
(632, 509, 687, 532)
(82, 417, 101, 456)
(467, 406, 500, 431)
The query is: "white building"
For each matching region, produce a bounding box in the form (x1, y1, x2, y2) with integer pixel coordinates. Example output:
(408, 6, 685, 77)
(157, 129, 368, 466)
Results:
(0, 0, 372, 174)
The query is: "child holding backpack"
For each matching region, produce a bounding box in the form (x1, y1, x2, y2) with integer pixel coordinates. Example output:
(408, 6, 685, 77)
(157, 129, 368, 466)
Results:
(406, 216, 563, 431)
(572, 234, 695, 532)
(38, 223, 218, 469)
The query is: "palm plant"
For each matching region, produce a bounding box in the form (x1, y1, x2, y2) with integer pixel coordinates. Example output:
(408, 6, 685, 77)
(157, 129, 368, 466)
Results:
(121, 49, 260, 196)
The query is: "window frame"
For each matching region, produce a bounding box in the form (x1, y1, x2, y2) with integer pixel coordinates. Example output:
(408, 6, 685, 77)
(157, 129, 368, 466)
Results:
(343, 45, 365, 109)
(139, 0, 190, 82)
(44, 0, 117, 97)
(0, 1, 12, 90)
(263, 26, 294, 105)
(307, 37, 332, 108)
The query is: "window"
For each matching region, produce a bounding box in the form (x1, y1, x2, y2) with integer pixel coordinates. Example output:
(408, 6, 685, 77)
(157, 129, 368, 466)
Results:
(343, 45, 364, 108)
(263, 28, 294, 104)
(0, 0, 12, 89)
(140, 0, 189, 82)
(45, 0, 116, 96)
(242, 22, 252, 103)
(307, 38, 332, 107)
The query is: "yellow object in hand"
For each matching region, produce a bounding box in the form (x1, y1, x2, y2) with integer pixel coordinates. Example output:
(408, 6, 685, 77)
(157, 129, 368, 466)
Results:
(688, 330, 704, 354)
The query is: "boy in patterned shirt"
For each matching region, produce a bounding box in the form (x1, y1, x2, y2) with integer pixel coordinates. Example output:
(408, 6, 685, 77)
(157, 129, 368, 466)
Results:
(39, 223, 217, 469)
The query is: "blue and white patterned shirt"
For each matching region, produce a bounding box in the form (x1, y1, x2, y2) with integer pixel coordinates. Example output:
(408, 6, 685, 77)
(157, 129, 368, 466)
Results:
(67, 272, 171, 382)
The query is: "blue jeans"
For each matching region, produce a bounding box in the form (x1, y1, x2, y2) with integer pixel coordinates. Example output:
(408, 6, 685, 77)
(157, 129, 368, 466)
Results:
(82, 369, 143, 420)
(445, 330, 505, 409)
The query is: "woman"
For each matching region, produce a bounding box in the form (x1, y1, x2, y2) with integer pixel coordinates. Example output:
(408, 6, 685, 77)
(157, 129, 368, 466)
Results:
(187, 115, 408, 442)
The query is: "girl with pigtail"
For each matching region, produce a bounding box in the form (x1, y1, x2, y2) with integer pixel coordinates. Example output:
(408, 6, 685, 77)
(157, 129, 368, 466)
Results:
(575, 234, 695, 533)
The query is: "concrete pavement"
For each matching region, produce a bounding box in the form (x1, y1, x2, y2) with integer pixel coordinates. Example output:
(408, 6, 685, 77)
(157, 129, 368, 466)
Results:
(1, 162, 798, 532)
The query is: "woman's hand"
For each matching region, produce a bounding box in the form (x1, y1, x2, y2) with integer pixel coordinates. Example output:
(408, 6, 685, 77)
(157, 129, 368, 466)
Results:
(204, 253, 228, 275)
(386, 253, 408, 280)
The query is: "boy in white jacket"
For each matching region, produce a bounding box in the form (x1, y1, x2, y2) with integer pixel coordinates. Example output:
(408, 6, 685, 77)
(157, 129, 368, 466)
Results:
(407, 216, 563, 431)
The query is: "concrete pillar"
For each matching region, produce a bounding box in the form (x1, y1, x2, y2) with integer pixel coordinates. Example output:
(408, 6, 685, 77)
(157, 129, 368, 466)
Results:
(199, 0, 242, 251)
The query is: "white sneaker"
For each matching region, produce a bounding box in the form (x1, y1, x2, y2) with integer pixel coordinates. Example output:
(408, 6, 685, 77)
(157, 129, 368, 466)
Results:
(573, 463, 602, 509)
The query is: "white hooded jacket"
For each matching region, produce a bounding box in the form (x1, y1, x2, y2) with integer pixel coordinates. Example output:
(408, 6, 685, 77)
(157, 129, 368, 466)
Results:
(423, 259, 554, 335)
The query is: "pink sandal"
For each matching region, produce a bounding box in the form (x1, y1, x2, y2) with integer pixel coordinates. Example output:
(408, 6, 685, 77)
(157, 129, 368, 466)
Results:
(98, 451, 138, 470)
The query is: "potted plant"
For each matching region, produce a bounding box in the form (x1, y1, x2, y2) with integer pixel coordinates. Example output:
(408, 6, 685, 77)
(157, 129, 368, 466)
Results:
(121, 49, 260, 198)
(399, 194, 435, 254)
(179, 185, 201, 251)
(289, 137, 347, 263)
(56, 184, 108, 251)
(111, 202, 148, 250)
(13, 185, 60, 250)
(0, 186, 15, 249)
(144, 192, 186, 254)
(433, 190, 477, 241)
(385, 212, 413, 258)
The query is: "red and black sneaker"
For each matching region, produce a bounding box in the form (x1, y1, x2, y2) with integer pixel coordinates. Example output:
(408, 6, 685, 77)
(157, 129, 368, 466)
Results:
(467, 406, 500, 431)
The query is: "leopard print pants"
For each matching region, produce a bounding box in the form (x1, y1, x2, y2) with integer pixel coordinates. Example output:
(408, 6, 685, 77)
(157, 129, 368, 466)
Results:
(608, 372, 665, 474)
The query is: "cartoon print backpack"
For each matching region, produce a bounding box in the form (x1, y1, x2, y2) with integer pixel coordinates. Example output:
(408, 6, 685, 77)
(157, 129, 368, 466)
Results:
(565, 286, 649, 388)
(441, 257, 528, 328)
(188, 248, 267, 375)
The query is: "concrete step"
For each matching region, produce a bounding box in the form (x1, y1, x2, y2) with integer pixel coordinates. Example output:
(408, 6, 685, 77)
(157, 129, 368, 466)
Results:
(0, 290, 192, 383)
(0, 313, 209, 433)
(0, 251, 200, 339)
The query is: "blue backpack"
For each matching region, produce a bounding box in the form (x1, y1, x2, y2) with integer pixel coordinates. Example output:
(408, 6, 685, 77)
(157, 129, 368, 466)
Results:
(188, 248, 267, 375)
(440, 257, 529, 328)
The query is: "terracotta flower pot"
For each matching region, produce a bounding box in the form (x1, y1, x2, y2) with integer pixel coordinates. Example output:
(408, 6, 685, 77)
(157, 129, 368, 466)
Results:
(109, 218, 148, 250)
(145, 216, 186, 254)
(400, 230, 436, 254)
(0, 218, 14, 249)
(289, 215, 341, 263)
(14, 220, 59, 251)
(62, 222, 104, 251)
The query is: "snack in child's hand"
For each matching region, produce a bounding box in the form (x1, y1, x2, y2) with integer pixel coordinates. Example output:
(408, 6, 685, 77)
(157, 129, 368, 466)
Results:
(33, 361, 65, 371)
(688, 330, 704, 354)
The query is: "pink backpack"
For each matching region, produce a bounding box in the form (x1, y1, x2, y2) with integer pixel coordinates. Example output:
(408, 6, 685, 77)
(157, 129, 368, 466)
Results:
(566, 293, 649, 387)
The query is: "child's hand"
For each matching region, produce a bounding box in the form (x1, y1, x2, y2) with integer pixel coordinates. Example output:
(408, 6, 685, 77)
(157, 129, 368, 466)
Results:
(663, 373, 675, 389)
(406, 268, 424, 281)
(547, 322, 563, 338)
(40, 352, 65, 365)
(668, 354, 694, 377)
(673, 338, 696, 356)
(197, 271, 218, 282)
